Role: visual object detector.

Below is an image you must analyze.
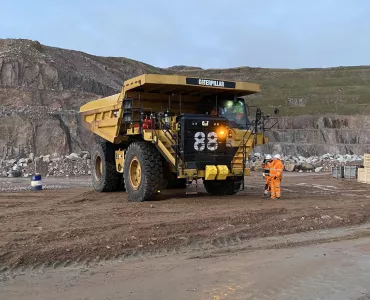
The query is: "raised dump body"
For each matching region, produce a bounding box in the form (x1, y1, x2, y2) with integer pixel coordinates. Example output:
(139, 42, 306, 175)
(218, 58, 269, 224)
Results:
(80, 74, 277, 202)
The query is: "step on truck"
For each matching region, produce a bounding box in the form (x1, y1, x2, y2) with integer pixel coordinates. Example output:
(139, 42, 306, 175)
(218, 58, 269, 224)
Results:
(79, 74, 278, 202)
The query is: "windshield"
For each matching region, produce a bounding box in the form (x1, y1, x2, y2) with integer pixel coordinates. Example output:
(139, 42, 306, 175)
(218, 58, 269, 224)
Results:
(211, 99, 249, 129)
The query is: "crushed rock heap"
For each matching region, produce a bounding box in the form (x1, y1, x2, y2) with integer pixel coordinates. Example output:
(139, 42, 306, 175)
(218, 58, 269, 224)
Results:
(0, 152, 91, 178)
(0, 151, 365, 178)
(250, 153, 364, 173)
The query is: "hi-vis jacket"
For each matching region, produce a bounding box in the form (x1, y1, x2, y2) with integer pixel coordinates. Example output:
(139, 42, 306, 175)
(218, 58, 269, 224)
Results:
(270, 159, 283, 178)
(262, 161, 272, 177)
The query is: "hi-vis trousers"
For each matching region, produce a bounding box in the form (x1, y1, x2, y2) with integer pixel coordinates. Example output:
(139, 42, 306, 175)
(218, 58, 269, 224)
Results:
(264, 176, 271, 195)
(271, 176, 282, 199)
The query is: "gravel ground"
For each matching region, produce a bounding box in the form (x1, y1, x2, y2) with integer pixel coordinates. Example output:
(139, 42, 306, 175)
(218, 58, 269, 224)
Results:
(1, 172, 370, 272)
(0, 176, 92, 192)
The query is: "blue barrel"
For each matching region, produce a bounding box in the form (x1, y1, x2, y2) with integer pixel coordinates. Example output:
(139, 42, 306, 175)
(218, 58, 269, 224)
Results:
(31, 174, 42, 190)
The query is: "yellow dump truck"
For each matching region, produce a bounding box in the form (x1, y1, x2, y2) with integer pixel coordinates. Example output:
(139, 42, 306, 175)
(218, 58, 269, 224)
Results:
(80, 74, 277, 202)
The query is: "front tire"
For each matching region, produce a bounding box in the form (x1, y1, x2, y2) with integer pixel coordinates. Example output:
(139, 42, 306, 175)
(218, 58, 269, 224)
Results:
(124, 142, 163, 202)
(91, 142, 125, 192)
(203, 177, 243, 196)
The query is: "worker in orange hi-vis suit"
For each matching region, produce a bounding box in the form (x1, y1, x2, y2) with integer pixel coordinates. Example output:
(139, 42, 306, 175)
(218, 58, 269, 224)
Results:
(262, 154, 273, 198)
(270, 154, 284, 200)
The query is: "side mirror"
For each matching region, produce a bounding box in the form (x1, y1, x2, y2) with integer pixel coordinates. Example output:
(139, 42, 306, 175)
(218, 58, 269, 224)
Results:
(274, 108, 279, 115)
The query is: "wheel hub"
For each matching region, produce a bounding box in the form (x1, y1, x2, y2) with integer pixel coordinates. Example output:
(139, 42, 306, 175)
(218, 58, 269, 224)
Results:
(129, 157, 142, 190)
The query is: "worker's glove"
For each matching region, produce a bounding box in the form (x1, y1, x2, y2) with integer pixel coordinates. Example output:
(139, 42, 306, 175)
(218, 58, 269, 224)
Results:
(262, 173, 266, 178)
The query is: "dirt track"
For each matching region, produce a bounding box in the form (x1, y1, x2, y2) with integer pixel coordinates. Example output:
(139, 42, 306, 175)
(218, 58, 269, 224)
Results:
(3, 234, 370, 300)
(1, 173, 370, 272)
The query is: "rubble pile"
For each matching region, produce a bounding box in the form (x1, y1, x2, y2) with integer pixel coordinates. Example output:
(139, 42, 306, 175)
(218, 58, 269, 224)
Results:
(0, 152, 91, 178)
(0, 151, 365, 178)
(251, 153, 364, 172)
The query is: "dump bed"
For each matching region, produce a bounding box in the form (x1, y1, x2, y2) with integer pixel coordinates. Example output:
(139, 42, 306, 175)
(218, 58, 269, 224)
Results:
(79, 74, 261, 143)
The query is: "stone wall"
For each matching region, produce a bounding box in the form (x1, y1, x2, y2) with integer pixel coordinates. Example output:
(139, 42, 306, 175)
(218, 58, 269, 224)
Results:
(255, 115, 370, 156)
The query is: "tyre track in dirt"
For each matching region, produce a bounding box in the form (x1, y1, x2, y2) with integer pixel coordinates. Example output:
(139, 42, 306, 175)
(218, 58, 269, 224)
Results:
(1, 173, 370, 273)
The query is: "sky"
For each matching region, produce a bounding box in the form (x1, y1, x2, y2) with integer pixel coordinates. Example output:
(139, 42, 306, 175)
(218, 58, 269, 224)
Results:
(1, 0, 370, 69)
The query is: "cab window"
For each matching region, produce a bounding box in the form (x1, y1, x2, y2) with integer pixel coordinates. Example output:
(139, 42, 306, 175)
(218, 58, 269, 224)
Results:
(210, 98, 249, 129)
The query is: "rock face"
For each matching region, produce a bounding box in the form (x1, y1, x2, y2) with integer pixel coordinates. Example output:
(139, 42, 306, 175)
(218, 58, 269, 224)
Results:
(2, 38, 370, 159)
(254, 115, 370, 156)
(0, 39, 167, 159)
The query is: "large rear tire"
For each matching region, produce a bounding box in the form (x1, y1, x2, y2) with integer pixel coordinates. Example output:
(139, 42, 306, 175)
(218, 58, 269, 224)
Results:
(124, 142, 163, 202)
(91, 142, 125, 192)
(203, 177, 243, 196)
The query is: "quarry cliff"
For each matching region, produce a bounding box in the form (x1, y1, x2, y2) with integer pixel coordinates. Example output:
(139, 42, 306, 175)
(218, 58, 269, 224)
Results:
(1, 38, 370, 159)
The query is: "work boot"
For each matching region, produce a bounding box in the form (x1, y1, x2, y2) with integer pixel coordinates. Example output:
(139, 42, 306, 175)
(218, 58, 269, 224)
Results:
(276, 197, 281, 200)
(262, 193, 268, 198)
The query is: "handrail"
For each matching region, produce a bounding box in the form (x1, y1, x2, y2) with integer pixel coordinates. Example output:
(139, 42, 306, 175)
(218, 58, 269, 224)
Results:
(150, 115, 182, 172)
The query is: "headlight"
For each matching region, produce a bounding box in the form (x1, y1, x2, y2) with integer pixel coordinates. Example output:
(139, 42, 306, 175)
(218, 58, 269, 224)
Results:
(217, 127, 227, 138)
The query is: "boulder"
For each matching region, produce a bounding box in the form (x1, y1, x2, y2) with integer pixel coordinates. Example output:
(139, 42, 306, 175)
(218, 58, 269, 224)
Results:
(321, 153, 332, 159)
(292, 156, 301, 163)
(284, 161, 296, 172)
(298, 156, 305, 162)
(80, 151, 91, 159)
(7, 159, 17, 165)
(29, 153, 35, 161)
(336, 155, 346, 163)
(66, 153, 80, 161)
(253, 159, 264, 171)
(11, 165, 21, 177)
(42, 155, 51, 163)
(315, 167, 323, 172)
(300, 162, 315, 171)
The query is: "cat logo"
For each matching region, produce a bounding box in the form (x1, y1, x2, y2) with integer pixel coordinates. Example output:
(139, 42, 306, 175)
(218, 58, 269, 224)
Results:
(202, 121, 209, 126)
